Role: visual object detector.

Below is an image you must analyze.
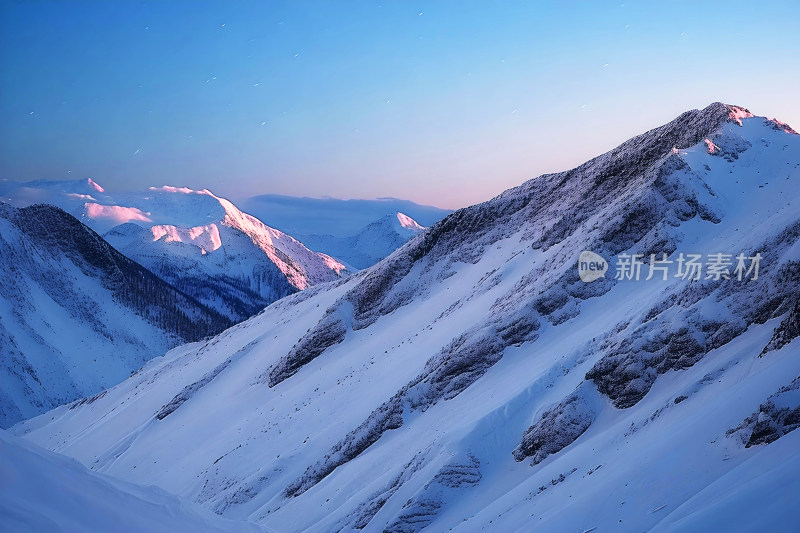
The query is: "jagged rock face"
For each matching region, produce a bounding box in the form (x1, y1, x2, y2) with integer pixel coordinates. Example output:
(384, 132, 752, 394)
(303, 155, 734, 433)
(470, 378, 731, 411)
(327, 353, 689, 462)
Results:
(512, 385, 598, 464)
(761, 298, 800, 356)
(384, 453, 481, 532)
(265, 304, 350, 387)
(14, 104, 800, 532)
(587, 231, 800, 409)
(0, 203, 231, 428)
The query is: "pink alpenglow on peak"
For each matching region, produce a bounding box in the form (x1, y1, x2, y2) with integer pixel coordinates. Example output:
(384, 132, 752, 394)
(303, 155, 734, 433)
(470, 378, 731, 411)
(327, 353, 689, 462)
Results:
(148, 185, 221, 198)
(148, 186, 196, 194)
(765, 118, 799, 135)
(704, 138, 720, 154)
(320, 254, 350, 275)
(151, 223, 223, 253)
(87, 178, 105, 193)
(396, 212, 425, 230)
(727, 105, 754, 126)
(1, 179, 351, 325)
(85, 203, 152, 224)
(213, 198, 349, 287)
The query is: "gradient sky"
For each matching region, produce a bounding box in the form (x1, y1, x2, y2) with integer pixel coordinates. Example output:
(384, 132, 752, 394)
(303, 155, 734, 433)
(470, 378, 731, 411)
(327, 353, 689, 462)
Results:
(1, 1, 798, 209)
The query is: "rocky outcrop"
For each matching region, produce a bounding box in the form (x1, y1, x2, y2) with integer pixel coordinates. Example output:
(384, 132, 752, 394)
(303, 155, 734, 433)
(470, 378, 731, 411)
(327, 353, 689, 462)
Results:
(513, 385, 598, 464)
(384, 454, 481, 533)
(728, 376, 800, 447)
(266, 305, 349, 386)
(760, 298, 800, 356)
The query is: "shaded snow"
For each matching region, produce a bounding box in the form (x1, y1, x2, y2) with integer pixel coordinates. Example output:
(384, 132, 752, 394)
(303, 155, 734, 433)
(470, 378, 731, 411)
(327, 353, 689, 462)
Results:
(0, 430, 270, 533)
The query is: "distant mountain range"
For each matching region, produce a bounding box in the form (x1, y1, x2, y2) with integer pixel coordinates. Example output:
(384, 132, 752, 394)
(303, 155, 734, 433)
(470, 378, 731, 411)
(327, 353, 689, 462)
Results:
(15, 103, 800, 530)
(239, 194, 452, 237)
(0, 182, 350, 322)
(297, 212, 426, 269)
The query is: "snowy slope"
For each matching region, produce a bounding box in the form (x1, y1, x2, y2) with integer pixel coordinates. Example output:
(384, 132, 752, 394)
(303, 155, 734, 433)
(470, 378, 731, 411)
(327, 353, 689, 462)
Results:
(239, 195, 451, 237)
(14, 103, 800, 531)
(0, 203, 230, 428)
(0, 430, 271, 533)
(299, 212, 426, 269)
(0, 183, 349, 322)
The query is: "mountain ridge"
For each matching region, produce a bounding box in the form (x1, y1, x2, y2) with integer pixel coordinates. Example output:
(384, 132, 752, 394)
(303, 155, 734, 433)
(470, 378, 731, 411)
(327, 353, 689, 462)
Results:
(0, 203, 231, 428)
(240, 194, 452, 237)
(1, 183, 350, 323)
(297, 212, 426, 270)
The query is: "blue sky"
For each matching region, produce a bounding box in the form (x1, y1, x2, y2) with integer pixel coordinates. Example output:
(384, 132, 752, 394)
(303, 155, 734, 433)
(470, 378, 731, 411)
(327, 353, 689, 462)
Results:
(1, 1, 798, 209)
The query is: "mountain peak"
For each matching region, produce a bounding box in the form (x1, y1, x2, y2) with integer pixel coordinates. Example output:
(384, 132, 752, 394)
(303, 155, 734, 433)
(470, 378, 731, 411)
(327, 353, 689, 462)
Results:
(666, 102, 752, 141)
(396, 212, 424, 230)
(724, 103, 754, 125)
(536, 101, 764, 195)
(698, 101, 754, 126)
(86, 178, 105, 192)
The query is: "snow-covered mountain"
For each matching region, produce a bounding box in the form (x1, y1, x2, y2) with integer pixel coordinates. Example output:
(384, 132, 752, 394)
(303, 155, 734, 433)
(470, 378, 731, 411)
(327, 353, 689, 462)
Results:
(0, 183, 349, 322)
(0, 203, 230, 428)
(13, 103, 800, 531)
(298, 212, 426, 269)
(0, 430, 271, 533)
(239, 194, 451, 237)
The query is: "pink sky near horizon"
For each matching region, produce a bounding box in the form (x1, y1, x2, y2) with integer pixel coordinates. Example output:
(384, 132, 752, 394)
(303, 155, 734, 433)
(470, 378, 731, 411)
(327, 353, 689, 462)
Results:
(2, 1, 799, 211)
